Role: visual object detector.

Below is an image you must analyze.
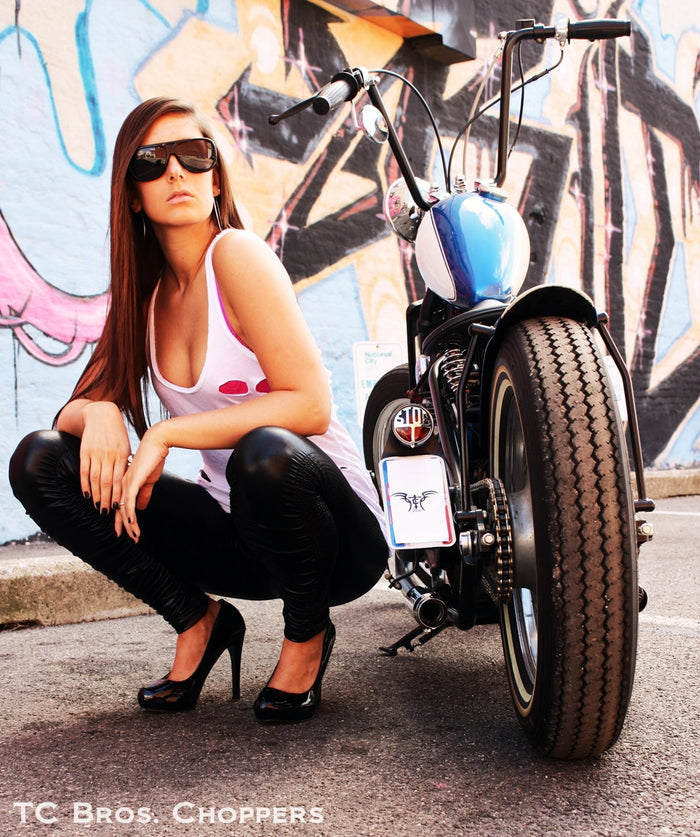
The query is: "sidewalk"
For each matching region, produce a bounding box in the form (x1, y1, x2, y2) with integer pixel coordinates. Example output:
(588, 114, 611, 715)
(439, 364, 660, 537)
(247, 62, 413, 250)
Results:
(1, 468, 698, 630)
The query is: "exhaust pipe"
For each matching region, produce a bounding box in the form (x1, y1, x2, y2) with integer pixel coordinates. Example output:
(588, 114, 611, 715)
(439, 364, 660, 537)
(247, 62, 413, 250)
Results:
(390, 574, 450, 629)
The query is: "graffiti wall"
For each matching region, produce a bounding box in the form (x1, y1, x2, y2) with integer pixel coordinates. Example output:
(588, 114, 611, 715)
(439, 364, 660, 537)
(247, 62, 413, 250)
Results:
(1, 0, 698, 541)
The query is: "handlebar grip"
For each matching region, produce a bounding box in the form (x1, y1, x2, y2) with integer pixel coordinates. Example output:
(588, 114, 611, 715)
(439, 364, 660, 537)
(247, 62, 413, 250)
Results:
(312, 71, 360, 115)
(567, 19, 631, 40)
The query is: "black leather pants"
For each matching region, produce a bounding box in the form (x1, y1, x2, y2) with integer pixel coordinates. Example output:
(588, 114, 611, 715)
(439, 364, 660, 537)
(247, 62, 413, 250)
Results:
(9, 427, 388, 642)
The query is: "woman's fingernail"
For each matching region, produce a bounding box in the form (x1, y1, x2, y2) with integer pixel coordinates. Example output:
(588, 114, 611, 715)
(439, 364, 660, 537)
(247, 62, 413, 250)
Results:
(84, 491, 90, 499)
(112, 502, 119, 511)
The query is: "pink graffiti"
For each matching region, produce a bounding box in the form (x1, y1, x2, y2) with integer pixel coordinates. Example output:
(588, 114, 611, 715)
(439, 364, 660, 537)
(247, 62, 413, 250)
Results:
(0, 211, 108, 365)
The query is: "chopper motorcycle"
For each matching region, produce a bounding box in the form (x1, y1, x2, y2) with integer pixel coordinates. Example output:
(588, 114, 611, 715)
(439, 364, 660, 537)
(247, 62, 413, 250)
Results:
(270, 16, 655, 759)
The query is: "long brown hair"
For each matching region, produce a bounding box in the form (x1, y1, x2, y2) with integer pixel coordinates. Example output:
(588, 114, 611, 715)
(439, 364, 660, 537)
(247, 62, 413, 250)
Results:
(68, 97, 243, 437)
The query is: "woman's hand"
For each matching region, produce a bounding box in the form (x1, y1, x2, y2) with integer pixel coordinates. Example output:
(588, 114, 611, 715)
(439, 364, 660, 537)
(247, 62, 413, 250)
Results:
(78, 401, 132, 515)
(118, 424, 170, 542)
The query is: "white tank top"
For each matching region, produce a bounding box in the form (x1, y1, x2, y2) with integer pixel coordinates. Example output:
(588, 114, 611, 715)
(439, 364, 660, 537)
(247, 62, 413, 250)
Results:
(147, 230, 386, 535)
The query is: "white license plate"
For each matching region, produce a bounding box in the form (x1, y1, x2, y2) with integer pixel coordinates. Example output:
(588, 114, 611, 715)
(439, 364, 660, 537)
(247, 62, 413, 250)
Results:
(379, 455, 456, 549)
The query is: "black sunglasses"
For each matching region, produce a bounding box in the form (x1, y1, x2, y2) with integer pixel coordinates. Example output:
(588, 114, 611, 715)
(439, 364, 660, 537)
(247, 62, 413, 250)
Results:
(128, 137, 218, 182)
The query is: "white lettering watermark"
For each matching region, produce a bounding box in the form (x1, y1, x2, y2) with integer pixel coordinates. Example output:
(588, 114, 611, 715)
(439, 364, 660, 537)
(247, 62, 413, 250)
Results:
(12, 800, 324, 826)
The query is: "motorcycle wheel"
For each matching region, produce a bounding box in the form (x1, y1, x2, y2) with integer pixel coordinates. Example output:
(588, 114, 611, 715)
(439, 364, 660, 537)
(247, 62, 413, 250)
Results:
(361, 363, 410, 479)
(489, 316, 638, 759)
(361, 363, 437, 588)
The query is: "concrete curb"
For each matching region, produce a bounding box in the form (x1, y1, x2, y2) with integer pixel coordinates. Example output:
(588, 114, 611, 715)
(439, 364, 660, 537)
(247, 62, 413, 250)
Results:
(1, 469, 698, 630)
(642, 468, 700, 500)
(0, 548, 152, 628)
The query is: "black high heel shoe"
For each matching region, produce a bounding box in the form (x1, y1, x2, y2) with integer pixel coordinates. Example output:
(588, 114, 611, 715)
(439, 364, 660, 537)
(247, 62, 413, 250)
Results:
(138, 600, 245, 712)
(253, 622, 336, 723)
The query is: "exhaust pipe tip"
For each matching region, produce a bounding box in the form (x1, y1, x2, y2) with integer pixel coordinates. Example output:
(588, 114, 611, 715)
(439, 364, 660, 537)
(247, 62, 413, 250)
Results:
(413, 593, 449, 629)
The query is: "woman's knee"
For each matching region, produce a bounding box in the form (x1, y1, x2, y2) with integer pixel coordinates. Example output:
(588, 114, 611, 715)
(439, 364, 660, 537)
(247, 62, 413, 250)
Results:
(226, 426, 306, 495)
(9, 430, 80, 504)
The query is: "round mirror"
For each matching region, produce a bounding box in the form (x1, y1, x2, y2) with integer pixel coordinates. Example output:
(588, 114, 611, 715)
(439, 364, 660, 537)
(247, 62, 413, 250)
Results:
(358, 105, 388, 144)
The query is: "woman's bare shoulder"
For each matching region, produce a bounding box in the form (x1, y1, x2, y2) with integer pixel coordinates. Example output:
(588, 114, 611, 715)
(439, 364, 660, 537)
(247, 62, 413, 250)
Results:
(212, 227, 289, 287)
(213, 227, 276, 260)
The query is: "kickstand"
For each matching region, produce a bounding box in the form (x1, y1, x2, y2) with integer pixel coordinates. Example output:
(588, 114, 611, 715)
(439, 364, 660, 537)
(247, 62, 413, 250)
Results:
(379, 623, 448, 656)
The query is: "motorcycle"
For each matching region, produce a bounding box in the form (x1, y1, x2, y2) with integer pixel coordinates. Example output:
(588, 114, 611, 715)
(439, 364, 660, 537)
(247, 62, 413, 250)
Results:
(270, 17, 655, 759)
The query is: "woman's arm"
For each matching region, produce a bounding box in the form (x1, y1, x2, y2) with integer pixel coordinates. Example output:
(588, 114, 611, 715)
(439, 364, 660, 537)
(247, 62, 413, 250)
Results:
(56, 398, 132, 521)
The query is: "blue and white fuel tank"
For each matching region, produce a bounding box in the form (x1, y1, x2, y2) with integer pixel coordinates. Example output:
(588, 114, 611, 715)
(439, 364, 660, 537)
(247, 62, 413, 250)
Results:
(413, 184, 530, 310)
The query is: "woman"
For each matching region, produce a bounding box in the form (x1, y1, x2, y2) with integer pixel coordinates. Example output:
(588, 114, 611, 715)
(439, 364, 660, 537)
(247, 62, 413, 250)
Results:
(9, 97, 388, 723)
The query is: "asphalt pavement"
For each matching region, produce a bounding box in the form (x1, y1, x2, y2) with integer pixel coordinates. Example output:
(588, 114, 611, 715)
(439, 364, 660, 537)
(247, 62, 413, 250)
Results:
(0, 493, 698, 837)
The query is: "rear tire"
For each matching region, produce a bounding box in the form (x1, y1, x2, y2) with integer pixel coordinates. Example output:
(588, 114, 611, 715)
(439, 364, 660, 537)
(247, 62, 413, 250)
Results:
(362, 364, 410, 478)
(361, 363, 438, 598)
(490, 317, 638, 759)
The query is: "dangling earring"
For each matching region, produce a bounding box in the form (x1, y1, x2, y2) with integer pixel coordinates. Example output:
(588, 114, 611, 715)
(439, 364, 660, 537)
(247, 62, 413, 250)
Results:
(141, 212, 148, 238)
(213, 197, 223, 231)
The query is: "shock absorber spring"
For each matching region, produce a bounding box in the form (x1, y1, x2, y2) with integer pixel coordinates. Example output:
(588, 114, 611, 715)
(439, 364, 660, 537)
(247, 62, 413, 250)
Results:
(440, 348, 467, 395)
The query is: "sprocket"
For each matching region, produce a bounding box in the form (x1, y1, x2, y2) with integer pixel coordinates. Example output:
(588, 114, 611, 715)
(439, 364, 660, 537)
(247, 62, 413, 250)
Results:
(470, 478, 513, 601)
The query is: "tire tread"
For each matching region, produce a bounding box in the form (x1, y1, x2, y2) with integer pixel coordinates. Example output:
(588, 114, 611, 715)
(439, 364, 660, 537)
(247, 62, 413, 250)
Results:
(495, 317, 637, 758)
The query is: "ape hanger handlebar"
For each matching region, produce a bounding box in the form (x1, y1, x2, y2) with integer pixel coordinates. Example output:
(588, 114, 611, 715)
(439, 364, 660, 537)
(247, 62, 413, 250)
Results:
(269, 19, 631, 207)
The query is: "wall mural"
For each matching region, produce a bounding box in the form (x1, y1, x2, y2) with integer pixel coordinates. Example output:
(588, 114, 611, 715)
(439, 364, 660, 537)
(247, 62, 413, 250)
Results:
(0, 0, 698, 540)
